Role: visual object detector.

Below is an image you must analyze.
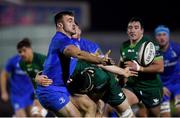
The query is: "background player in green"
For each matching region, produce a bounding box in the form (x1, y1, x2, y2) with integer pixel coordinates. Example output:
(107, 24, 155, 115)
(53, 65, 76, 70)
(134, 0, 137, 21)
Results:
(119, 17, 164, 116)
(17, 38, 50, 117)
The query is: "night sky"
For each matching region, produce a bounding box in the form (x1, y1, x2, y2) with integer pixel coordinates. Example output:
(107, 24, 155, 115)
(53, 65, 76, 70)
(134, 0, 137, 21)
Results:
(89, 0, 180, 31)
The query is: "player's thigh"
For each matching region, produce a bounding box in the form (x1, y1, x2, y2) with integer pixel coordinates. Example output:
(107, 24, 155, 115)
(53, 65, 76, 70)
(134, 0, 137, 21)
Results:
(104, 78, 133, 116)
(122, 88, 139, 105)
(141, 87, 163, 116)
(57, 101, 81, 117)
(38, 90, 80, 117)
(71, 94, 97, 116)
(148, 105, 161, 117)
(103, 77, 126, 107)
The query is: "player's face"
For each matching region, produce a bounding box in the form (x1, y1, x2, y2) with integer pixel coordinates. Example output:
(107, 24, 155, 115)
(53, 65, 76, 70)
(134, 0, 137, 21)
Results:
(72, 25, 81, 39)
(155, 32, 169, 47)
(62, 15, 76, 36)
(127, 21, 143, 41)
(18, 47, 33, 62)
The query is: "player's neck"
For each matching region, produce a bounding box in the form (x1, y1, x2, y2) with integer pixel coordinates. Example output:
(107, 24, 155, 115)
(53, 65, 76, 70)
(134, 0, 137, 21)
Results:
(57, 29, 71, 38)
(130, 35, 143, 45)
(27, 53, 33, 63)
(161, 43, 169, 52)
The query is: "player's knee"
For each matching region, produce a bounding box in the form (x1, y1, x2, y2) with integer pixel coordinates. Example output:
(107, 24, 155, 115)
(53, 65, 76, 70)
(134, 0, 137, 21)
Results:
(160, 101, 170, 114)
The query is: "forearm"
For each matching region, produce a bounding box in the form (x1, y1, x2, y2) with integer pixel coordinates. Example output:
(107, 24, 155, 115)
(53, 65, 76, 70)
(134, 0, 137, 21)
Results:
(0, 70, 8, 93)
(140, 60, 164, 73)
(98, 65, 125, 75)
(64, 45, 104, 64)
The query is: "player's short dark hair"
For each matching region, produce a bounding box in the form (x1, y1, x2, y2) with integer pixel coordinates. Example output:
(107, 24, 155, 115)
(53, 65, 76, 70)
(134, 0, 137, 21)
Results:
(17, 38, 31, 49)
(128, 17, 144, 29)
(54, 11, 74, 27)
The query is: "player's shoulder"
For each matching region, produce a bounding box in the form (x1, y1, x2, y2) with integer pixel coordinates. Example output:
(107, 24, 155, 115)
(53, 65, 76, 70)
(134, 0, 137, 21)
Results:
(170, 41, 180, 52)
(7, 54, 20, 64)
(142, 35, 153, 42)
(81, 38, 99, 47)
(170, 40, 180, 47)
(10, 54, 20, 60)
(121, 40, 130, 48)
(81, 37, 96, 44)
(34, 52, 46, 59)
(53, 32, 71, 41)
(142, 35, 159, 46)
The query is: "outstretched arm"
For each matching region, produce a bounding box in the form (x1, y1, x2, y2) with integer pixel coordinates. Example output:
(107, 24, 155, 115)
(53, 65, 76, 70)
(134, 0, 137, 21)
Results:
(97, 65, 138, 78)
(64, 45, 108, 65)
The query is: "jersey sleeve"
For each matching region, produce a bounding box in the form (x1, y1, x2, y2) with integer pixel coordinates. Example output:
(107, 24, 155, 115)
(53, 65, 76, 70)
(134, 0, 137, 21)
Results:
(55, 37, 75, 53)
(4, 57, 14, 73)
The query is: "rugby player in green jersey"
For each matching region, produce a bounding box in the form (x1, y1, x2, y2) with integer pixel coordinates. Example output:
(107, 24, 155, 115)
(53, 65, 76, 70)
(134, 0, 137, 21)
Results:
(119, 17, 164, 116)
(17, 38, 50, 117)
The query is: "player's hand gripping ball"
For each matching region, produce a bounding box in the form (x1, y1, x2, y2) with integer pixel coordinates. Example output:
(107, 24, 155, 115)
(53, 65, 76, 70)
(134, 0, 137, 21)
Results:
(137, 41, 156, 66)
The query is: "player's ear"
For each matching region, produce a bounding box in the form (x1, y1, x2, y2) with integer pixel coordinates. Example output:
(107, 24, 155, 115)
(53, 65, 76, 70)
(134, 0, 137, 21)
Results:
(141, 28, 144, 34)
(57, 23, 63, 28)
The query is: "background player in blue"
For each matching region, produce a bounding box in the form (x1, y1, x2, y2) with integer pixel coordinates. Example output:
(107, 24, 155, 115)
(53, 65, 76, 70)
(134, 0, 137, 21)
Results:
(36, 11, 108, 116)
(0, 55, 34, 117)
(155, 25, 180, 117)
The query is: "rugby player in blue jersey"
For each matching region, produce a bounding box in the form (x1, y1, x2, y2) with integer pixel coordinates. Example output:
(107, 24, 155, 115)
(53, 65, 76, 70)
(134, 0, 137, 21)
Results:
(1, 55, 34, 117)
(36, 11, 110, 117)
(36, 11, 135, 117)
(155, 25, 180, 117)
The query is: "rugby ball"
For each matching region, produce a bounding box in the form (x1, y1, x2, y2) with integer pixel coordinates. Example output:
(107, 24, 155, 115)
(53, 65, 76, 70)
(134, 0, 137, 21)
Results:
(137, 41, 156, 66)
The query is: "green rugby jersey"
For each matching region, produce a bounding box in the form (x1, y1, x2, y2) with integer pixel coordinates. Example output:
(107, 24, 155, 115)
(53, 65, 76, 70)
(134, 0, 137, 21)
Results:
(120, 35, 163, 88)
(19, 52, 46, 89)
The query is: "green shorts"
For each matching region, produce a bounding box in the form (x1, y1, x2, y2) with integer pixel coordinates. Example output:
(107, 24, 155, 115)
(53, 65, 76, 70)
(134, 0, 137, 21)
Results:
(102, 73, 126, 106)
(73, 60, 126, 106)
(124, 84, 163, 108)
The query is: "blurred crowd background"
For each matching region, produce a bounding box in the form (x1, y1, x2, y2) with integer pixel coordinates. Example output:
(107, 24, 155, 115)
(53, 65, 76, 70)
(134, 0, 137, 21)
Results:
(0, 0, 180, 116)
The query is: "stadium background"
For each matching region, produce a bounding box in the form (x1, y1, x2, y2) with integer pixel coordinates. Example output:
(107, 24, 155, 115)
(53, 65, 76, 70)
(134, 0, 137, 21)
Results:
(0, 0, 180, 116)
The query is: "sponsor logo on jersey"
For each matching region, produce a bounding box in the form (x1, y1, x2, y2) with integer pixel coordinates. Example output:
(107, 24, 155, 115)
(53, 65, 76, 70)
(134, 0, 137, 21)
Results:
(153, 98, 159, 105)
(59, 97, 65, 104)
(171, 50, 177, 58)
(118, 93, 124, 99)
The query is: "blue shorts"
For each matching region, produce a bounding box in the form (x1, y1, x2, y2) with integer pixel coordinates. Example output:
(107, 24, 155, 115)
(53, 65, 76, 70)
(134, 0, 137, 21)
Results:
(163, 83, 180, 102)
(11, 91, 34, 111)
(36, 85, 70, 112)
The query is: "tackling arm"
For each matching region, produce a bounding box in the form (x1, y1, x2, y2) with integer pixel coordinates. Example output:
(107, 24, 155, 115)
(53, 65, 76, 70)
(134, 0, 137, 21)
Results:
(98, 65, 138, 78)
(64, 45, 107, 65)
